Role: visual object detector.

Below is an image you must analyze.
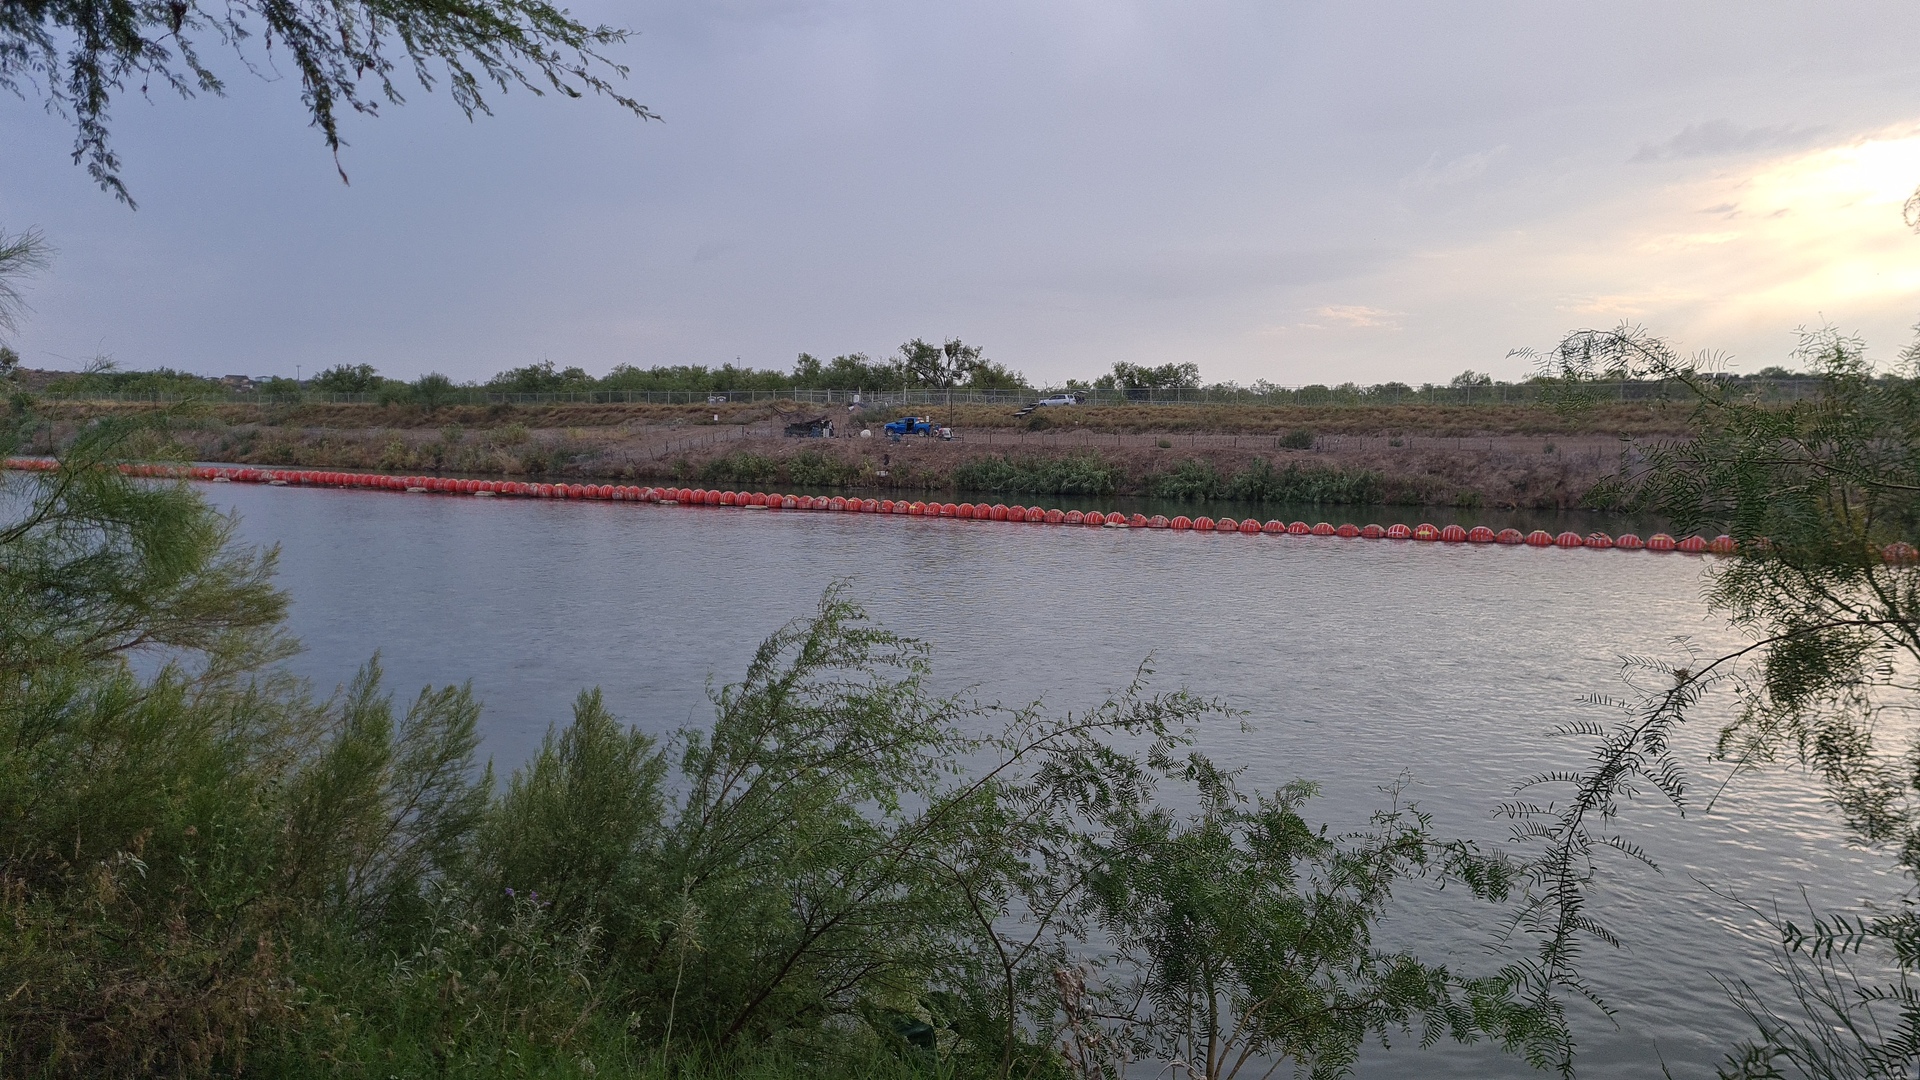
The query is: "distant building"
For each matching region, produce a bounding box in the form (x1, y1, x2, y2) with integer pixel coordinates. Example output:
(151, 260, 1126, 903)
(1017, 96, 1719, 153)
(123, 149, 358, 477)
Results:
(219, 375, 256, 392)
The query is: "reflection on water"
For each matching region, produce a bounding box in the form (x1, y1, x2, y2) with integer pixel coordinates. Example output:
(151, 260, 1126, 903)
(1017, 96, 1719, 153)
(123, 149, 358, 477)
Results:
(205, 483, 1892, 1079)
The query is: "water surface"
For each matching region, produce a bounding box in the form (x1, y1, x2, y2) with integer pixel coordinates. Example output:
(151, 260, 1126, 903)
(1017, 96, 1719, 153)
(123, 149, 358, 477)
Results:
(206, 483, 1898, 1078)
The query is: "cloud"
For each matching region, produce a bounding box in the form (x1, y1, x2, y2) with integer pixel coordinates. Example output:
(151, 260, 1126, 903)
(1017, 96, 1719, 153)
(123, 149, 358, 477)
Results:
(1631, 119, 1826, 163)
(1402, 146, 1508, 190)
(1314, 304, 1400, 328)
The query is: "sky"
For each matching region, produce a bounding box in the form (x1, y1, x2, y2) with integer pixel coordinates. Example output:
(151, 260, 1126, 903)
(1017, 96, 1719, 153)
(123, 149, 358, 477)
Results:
(5, 1, 1920, 388)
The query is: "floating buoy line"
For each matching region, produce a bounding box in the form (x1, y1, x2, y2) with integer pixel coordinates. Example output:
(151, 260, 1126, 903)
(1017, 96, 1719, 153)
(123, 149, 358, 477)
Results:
(8, 457, 1919, 562)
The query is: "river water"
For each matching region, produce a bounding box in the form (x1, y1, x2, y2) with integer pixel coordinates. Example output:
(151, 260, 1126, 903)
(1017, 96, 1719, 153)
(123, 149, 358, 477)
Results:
(203, 483, 1903, 1078)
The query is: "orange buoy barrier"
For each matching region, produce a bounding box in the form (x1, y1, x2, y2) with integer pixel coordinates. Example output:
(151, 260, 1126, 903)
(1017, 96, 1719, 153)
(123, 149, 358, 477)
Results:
(1885, 542, 1919, 563)
(3, 458, 1818, 561)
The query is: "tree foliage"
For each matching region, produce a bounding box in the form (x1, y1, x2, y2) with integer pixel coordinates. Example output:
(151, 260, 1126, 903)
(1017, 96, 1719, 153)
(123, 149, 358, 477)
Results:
(1508, 322, 1920, 1078)
(1, 0, 656, 203)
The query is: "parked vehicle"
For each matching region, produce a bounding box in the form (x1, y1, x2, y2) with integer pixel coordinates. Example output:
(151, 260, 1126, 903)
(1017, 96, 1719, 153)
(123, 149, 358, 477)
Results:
(884, 416, 936, 437)
(784, 416, 833, 438)
(1035, 393, 1081, 407)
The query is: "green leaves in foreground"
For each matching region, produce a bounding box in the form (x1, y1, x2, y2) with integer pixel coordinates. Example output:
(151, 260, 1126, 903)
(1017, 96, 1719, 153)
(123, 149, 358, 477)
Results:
(1510, 323, 1920, 1078)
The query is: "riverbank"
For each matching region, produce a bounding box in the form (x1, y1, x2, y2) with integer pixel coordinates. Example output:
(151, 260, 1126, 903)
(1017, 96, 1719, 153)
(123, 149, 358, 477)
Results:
(28, 398, 1697, 508)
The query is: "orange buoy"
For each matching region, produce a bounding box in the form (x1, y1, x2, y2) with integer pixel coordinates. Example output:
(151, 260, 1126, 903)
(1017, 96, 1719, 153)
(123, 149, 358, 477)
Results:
(829, 496, 848, 511)
(1336, 523, 1361, 538)
(1148, 515, 1170, 528)
(1386, 524, 1412, 539)
(1287, 521, 1311, 536)
(1585, 533, 1615, 549)
(1413, 523, 1440, 541)
(1676, 535, 1708, 554)
(1647, 533, 1676, 551)
(983, 504, 1003, 521)
(938, 502, 957, 517)
(1097, 512, 1121, 527)
(1263, 519, 1285, 534)
(1440, 524, 1467, 543)
(1194, 516, 1216, 531)
(1467, 526, 1496, 543)
(1060, 509, 1082, 524)
(1361, 524, 1385, 539)
(1239, 518, 1261, 534)
(1216, 517, 1238, 531)
(1495, 528, 1523, 544)
(1883, 541, 1918, 563)
(1167, 515, 1191, 530)
(1003, 505, 1023, 521)
(1524, 530, 1552, 547)
(1308, 522, 1333, 537)
(1132, 513, 1150, 528)
(1555, 531, 1584, 548)
(860, 499, 878, 513)
(1708, 535, 1736, 554)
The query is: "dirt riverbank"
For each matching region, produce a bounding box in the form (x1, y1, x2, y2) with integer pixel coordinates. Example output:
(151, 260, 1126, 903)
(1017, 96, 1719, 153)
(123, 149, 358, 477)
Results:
(27, 399, 1699, 508)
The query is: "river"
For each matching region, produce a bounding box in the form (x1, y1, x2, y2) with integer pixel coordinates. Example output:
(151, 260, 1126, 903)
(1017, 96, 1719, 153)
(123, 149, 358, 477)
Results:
(204, 482, 1903, 1078)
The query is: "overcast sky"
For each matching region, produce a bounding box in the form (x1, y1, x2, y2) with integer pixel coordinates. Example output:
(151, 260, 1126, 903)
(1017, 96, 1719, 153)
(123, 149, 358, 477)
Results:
(5, 1, 1920, 387)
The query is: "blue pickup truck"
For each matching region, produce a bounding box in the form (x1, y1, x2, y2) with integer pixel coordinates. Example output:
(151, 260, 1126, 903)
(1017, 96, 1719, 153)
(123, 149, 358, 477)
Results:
(883, 416, 936, 437)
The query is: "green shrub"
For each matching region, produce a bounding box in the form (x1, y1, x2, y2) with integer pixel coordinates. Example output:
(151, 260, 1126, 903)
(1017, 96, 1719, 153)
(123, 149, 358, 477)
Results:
(1146, 459, 1222, 500)
(785, 450, 858, 487)
(1278, 428, 1314, 449)
(949, 454, 1121, 496)
(700, 451, 780, 485)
